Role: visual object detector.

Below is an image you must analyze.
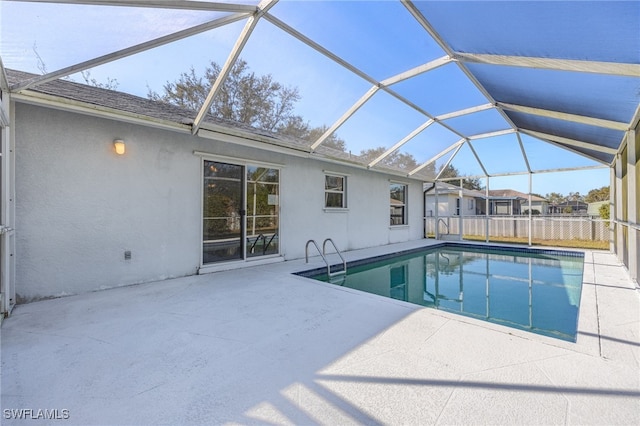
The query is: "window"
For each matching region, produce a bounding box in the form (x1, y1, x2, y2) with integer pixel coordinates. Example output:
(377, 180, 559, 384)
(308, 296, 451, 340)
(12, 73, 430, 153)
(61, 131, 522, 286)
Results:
(469, 198, 475, 210)
(325, 174, 346, 208)
(390, 183, 407, 225)
(456, 198, 460, 216)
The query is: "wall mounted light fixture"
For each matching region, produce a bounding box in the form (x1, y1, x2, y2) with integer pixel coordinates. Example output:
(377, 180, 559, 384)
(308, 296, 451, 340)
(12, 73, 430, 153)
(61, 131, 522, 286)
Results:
(113, 139, 125, 155)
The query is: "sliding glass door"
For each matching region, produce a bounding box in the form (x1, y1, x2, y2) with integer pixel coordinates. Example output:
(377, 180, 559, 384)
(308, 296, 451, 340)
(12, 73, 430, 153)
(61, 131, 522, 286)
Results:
(203, 161, 244, 263)
(202, 160, 279, 265)
(246, 166, 279, 258)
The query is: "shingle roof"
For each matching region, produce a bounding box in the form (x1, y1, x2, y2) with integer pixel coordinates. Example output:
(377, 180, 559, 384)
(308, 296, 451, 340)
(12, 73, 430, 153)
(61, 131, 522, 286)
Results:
(425, 183, 549, 202)
(424, 181, 486, 198)
(7, 69, 197, 124)
(5, 69, 365, 168)
(488, 189, 547, 202)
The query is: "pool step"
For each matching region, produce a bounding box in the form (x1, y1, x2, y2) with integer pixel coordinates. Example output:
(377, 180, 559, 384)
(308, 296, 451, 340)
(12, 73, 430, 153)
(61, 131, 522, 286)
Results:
(328, 273, 347, 285)
(439, 234, 462, 241)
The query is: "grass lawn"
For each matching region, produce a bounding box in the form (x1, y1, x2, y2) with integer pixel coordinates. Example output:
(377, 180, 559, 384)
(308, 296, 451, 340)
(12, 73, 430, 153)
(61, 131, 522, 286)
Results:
(426, 234, 609, 250)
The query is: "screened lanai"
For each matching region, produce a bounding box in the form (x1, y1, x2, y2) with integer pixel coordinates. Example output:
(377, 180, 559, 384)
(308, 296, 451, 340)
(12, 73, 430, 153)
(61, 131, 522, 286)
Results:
(0, 1, 639, 312)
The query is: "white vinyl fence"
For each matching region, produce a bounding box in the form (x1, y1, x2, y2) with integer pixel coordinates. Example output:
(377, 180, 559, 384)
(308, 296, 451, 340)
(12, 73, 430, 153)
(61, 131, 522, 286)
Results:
(425, 215, 609, 242)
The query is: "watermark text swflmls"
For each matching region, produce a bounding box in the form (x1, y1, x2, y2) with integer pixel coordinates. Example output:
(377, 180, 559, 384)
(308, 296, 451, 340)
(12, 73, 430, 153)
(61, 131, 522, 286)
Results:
(3, 408, 70, 420)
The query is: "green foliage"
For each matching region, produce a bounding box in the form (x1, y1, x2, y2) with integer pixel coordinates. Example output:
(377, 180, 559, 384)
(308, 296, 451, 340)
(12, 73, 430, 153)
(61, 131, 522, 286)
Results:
(281, 121, 346, 151)
(598, 203, 610, 226)
(567, 191, 584, 203)
(545, 192, 565, 204)
(359, 147, 421, 171)
(547, 187, 609, 205)
(149, 60, 346, 151)
(438, 163, 458, 180)
(437, 164, 484, 190)
(585, 186, 610, 203)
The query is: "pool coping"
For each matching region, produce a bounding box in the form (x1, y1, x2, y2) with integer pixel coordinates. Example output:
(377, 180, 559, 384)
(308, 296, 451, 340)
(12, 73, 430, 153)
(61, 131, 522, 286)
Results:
(294, 241, 585, 278)
(288, 239, 613, 358)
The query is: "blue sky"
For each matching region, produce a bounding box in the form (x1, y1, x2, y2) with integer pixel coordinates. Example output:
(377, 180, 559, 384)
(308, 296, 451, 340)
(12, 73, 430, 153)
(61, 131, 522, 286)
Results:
(0, 0, 612, 197)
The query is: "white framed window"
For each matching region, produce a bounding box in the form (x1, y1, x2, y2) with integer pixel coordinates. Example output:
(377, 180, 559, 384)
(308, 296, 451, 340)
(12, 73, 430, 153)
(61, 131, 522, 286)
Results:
(325, 174, 346, 208)
(468, 198, 475, 210)
(390, 183, 407, 225)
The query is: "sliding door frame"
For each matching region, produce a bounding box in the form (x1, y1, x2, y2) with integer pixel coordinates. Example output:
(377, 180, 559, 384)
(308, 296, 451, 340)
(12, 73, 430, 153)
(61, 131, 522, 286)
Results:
(196, 152, 282, 270)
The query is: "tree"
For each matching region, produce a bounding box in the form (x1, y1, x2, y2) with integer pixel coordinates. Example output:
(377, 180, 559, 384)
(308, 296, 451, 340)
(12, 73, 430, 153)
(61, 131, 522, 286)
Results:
(437, 164, 484, 190)
(359, 147, 419, 171)
(34, 44, 119, 90)
(80, 70, 119, 90)
(567, 191, 583, 203)
(438, 163, 458, 180)
(278, 119, 346, 151)
(545, 192, 565, 205)
(599, 203, 610, 226)
(149, 60, 345, 150)
(461, 176, 484, 191)
(566, 192, 585, 214)
(585, 186, 610, 203)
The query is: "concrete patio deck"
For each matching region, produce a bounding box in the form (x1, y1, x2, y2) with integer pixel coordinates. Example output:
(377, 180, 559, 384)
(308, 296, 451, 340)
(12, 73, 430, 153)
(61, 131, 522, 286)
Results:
(1, 240, 639, 425)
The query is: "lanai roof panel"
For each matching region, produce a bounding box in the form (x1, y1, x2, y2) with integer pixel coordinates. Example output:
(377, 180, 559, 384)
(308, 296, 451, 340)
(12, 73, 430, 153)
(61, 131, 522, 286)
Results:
(2, 0, 638, 174)
(415, 1, 640, 63)
(508, 111, 625, 151)
(465, 64, 640, 125)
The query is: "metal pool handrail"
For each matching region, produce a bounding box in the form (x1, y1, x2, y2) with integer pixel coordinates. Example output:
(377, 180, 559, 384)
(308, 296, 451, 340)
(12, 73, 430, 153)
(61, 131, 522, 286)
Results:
(305, 239, 347, 278)
(323, 238, 347, 276)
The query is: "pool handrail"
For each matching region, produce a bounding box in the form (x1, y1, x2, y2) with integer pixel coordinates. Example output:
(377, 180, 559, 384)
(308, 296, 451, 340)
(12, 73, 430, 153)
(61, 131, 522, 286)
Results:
(323, 238, 347, 276)
(437, 218, 449, 234)
(305, 239, 347, 277)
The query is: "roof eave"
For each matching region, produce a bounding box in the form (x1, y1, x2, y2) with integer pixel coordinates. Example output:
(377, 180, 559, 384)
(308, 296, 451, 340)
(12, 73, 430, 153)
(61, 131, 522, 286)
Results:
(12, 88, 427, 183)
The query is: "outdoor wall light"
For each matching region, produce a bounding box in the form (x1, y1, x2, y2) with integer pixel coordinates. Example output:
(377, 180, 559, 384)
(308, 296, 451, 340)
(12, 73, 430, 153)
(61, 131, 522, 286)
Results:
(113, 139, 125, 155)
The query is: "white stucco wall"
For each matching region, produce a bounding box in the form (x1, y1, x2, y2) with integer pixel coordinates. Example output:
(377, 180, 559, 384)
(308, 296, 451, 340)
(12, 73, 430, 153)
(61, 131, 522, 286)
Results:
(14, 103, 424, 301)
(425, 193, 476, 217)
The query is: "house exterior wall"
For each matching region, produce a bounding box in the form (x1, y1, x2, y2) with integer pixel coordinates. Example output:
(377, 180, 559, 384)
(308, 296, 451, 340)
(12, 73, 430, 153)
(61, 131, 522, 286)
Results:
(461, 196, 477, 216)
(491, 200, 521, 215)
(522, 201, 547, 214)
(14, 103, 423, 301)
(425, 193, 477, 217)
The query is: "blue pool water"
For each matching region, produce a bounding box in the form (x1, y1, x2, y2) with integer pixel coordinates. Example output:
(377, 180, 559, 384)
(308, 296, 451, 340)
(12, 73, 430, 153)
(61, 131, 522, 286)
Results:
(300, 244, 584, 342)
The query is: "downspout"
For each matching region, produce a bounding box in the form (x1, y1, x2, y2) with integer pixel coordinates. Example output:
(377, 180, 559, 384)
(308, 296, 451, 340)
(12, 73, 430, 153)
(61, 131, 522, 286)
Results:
(424, 182, 435, 239)
(459, 177, 463, 241)
(485, 177, 490, 243)
(528, 173, 533, 247)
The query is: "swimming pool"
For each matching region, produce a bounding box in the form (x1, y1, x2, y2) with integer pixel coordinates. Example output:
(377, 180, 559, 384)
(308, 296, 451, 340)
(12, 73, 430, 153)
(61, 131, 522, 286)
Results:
(298, 244, 584, 342)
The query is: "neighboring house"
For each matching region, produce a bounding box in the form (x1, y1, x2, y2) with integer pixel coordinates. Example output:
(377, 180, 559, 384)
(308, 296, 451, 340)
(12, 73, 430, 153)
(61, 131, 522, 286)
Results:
(587, 200, 609, 217)
(7, 69, 426, 302)
(425, 185, 548, 217)
(424, 182, 486, 217)
(548, 201, 589, 215)
(488, 189, 548, 215)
